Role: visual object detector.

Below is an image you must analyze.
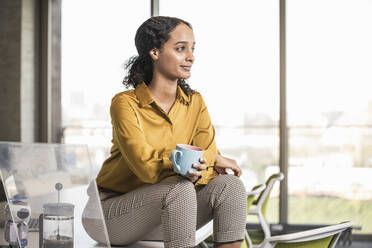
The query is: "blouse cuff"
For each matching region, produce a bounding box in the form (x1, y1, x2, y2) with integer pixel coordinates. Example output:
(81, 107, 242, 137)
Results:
(202, 150, 217, 167)
(162, 156, 174, 170)
(194, 167, 219, 186)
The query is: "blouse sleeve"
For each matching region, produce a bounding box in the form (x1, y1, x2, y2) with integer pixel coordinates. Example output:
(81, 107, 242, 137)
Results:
(191, 94, 220, 185)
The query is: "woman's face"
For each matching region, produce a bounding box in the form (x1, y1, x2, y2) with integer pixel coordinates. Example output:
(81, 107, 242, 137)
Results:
(150, 23, 195, 80)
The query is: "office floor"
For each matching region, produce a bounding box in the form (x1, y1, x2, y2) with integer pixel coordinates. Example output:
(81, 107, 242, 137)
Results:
(197, 240, 372, 248)
(343, 241, 372, 248)
(198, 241, 372, 248)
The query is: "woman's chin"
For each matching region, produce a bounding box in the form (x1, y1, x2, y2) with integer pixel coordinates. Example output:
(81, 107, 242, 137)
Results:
(179, 73, 191, 79)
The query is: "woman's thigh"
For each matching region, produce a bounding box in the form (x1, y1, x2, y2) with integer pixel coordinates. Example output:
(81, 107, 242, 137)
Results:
(87, 174, 194, 246)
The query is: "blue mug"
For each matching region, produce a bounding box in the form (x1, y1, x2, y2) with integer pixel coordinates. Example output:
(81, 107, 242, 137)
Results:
(170, 144, 203, 175)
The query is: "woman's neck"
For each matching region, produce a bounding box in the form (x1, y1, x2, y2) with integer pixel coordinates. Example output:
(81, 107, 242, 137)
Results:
(148, 76, 178, 103)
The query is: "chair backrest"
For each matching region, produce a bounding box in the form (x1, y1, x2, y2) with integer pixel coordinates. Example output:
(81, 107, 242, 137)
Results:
(247, 184, 266, 214)
(255, 172, 284, 218)
(242, 184, 266, 248)
(263, 221, 353, 248)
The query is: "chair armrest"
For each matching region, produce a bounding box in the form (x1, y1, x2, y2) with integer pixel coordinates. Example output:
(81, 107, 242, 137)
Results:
(264, 222, 353, 243)
(196, 220, 214, 245)
(246, 184, 266, 197)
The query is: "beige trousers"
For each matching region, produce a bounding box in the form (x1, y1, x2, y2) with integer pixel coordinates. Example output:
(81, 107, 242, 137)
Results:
(82, 174, 247, 248)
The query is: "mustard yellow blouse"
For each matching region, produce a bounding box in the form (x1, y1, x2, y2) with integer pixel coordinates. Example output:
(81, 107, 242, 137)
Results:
(96, 82, 219, 193)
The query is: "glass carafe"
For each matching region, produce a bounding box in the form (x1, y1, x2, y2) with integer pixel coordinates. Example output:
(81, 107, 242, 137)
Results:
(39, 203, 74, 248)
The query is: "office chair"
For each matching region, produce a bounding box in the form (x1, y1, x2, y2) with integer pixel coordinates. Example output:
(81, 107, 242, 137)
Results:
(247, 172, 284, 246)
(259, 221, 353, 248)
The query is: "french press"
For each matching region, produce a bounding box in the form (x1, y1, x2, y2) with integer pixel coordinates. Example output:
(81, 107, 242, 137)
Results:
(39, 183, 74, 248)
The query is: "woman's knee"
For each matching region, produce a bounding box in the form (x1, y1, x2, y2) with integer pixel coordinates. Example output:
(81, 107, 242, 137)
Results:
(216, 174, 246, 194)
(210, 175, 247, 208)
(164, 176, 197, 207)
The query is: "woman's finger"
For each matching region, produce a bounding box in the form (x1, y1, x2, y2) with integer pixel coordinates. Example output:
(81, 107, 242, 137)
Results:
(199, 157, 206, 164)
(188, 169, 202, 177)
(216, 167, 227, 175)
(193, 163, 207, 170)
(192, 175, 200, 182)
(233, 166, 242, 177)
(182, 174, 199, 183)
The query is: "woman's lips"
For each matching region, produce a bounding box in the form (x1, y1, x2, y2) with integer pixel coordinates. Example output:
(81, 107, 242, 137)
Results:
(181, 66, 191, 71)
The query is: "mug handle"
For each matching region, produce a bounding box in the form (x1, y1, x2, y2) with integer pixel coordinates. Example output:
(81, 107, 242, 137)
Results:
(170, 150, 182, 172)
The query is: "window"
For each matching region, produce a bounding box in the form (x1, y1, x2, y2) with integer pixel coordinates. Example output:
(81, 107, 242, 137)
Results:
(287, 0, 372, 233)
(160, 0, 280, 222)
(61, 0, 150, 174)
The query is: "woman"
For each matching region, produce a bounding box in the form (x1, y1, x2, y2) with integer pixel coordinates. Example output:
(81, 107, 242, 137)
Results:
(83, 16, 247, 248)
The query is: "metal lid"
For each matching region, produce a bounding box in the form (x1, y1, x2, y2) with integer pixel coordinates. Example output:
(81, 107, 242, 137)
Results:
(43, 203, 74, 216)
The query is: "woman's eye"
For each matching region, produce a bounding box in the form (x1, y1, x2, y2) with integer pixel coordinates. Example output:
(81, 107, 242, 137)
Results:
(176, 47, 195, 52)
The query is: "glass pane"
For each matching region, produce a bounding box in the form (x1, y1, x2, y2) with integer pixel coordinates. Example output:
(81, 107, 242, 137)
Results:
(0, 142, 110, 247)
(160, 0, 280, 223)
(61, 0, 150, 172)
(287, 0, 372, 233)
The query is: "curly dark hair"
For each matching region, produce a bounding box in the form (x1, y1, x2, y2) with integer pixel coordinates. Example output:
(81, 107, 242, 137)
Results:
(122, 16, 196, 96)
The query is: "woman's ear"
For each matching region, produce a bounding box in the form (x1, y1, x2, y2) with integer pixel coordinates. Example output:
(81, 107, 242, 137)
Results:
(149, 48, 160, 60)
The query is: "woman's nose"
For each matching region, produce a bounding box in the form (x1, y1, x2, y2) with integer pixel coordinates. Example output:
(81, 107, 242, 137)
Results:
(186, 50, 194, 63)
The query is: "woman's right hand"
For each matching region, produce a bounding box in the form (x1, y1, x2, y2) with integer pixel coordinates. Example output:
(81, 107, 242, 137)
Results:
(182, 157, 207, 183)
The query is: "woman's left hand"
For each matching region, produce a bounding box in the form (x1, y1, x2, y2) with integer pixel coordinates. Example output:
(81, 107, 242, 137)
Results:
(214, 154, 242, 177)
